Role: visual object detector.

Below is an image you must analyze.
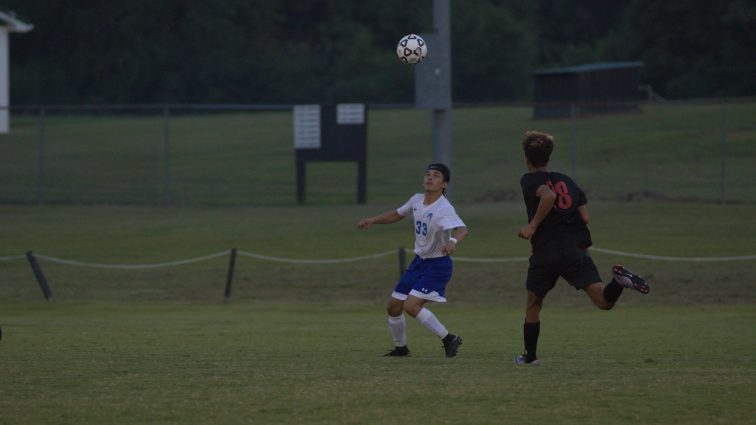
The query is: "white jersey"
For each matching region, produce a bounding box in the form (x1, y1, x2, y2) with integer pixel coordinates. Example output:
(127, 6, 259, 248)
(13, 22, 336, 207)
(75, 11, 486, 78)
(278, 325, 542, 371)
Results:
(397, 193, 466, 259)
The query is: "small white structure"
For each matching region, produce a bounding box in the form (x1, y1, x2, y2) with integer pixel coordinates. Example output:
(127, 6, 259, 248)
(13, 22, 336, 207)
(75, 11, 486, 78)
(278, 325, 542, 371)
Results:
(0, 10, 32, 133)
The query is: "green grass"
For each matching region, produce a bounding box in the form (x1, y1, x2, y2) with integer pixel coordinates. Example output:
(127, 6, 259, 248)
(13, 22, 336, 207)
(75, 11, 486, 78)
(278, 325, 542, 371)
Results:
(1, 102, 755, 423)
(1, 202, 755, 423)
(1, 201, 755, 304)
(1, 303, 754, 424)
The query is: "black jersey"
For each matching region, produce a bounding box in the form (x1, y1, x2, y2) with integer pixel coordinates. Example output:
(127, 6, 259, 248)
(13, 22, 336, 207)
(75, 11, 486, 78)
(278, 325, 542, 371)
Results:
(520, 171, 590, 252)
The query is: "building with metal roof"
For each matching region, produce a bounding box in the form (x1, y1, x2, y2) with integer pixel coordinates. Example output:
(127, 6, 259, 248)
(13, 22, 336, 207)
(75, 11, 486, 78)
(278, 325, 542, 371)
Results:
(0, 10, 33, 133)
(532, 61, 644, 119)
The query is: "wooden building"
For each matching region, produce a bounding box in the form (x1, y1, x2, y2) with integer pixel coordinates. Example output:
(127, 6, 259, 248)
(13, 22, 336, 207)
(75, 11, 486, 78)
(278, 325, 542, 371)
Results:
(532, 62, 644, 119)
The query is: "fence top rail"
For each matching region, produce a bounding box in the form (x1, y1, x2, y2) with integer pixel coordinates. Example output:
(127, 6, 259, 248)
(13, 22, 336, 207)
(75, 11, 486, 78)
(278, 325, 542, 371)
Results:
(3, 96, 755, 112)
(3, 103, 415, 112)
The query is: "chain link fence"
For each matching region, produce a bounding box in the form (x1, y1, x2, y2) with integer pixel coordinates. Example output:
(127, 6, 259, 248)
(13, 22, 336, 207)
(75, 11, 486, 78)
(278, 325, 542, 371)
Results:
(1, 100, 753, 206)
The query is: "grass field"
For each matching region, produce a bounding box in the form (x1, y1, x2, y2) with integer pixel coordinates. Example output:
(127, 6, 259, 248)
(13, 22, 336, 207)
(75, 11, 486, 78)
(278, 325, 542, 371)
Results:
(1, 103, 755, 423)
(1, 303, 754, 424)
(1, 201, 755, 424)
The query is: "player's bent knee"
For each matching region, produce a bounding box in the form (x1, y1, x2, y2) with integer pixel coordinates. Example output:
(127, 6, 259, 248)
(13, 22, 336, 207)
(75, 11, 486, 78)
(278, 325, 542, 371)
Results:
(386, 299, 404, 316)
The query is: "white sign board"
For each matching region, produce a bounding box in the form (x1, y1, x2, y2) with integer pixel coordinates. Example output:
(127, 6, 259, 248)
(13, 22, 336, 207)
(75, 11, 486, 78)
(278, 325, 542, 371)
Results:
(336, 103, 365, 125)
(293, 105, 321, 149)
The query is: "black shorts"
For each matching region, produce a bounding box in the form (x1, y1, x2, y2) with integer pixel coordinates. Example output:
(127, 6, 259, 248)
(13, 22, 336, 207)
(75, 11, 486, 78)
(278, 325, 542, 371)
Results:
(526, 246, 601, 298)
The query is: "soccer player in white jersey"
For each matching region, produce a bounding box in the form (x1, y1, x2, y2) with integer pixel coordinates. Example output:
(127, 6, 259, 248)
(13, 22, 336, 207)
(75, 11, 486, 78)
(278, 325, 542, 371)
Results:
(357, 163, 469, 357)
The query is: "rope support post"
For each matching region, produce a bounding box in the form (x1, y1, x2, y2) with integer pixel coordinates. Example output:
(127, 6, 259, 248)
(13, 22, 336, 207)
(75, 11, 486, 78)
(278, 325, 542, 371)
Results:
(224, 248, 237, 300)
(26, 251, 53, 302)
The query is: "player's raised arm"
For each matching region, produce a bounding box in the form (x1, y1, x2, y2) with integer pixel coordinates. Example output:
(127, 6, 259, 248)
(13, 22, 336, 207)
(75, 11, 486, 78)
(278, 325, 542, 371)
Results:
(356, 210, 404, 230)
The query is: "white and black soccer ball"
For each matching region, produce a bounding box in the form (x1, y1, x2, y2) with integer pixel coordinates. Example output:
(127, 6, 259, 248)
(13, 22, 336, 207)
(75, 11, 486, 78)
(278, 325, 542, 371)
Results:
(396, 34, 427, 64)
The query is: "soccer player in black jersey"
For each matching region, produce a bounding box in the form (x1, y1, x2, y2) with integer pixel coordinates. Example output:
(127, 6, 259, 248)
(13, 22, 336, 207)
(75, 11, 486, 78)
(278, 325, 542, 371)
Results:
(514, 131, 649, 366)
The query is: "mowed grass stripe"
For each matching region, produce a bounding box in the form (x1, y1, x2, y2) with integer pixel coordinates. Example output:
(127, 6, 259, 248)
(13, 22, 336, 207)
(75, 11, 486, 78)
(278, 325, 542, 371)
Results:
(0, 303, 754, 424)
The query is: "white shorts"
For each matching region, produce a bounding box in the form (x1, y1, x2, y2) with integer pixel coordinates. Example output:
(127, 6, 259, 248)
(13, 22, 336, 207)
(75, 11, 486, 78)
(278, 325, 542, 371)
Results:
(391, 290, 447, 303)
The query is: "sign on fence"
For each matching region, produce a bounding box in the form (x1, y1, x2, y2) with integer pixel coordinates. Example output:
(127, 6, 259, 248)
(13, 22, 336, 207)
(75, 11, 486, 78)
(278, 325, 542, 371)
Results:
(293, 103, 368, 204)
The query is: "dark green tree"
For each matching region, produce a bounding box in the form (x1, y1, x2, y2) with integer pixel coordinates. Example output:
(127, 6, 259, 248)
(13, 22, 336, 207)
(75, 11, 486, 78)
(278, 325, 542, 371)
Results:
(451, 0, 536, 101)
(3, 0, 753, 103)
(607, 0, 756, 98)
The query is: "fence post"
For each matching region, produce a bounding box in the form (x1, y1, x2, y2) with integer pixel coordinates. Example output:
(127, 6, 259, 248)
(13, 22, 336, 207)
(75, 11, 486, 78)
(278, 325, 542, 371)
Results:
(570, 103, 577, 179)
(224, 248, 237, 300)
(719, 101, 728, 204)
(37, 108, 46, 205)
(398, 247, 406, 278)
(163, 106, 172, 205)
(26, 251, 53, 302)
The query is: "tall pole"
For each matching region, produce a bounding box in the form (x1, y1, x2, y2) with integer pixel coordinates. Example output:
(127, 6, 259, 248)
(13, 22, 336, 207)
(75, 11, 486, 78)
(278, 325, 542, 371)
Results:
(432, 0, 452, 192)
(0, 28, 9, 133)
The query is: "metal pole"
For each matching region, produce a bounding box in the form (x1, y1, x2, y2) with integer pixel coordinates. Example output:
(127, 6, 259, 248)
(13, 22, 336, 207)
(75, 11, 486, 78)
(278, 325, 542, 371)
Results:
(37, 108, 46, 204)
(720, 102, 727, 204)
(432, 109, 452, 165)
(432, 0, 452, 195)
(570, 103, 577, 179)
(163, 106, 172, 205)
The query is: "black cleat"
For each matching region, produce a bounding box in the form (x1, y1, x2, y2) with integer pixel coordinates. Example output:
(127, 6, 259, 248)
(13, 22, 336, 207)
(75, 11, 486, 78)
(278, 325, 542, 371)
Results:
(442, 334, 462, 358)
(383, 345, 410, 357)
(612, 265, 650, 294)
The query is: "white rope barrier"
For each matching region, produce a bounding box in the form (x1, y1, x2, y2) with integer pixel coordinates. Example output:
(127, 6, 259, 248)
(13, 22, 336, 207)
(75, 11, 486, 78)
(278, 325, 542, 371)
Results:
(237, 249, 396, 264)
(0, 254, 26, 262)
(588, 247, 756, 262)
(31, 251, 230, 269)
(455, 247, 756, 263)
(5, 246, 755, 269)
(13, 246, 755, 302)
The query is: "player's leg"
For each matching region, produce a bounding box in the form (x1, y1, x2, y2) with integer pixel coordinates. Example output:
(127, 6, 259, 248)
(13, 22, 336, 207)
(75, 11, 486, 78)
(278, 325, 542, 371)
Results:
(384, 296, 409, 356)
(403, 256, 462, 357)
(583, 266, 649, 310)
(561, 249, 622, 310)
(515, 290, 543, 365)
(383, 260, 419, 357)
(585, 281, 618, 310)
(516, 252, 557, 365)
(404, 294, 462, 357)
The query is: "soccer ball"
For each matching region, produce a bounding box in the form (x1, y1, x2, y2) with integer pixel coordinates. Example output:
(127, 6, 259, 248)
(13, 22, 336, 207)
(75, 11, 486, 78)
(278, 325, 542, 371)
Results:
(396, 34, 427, 64)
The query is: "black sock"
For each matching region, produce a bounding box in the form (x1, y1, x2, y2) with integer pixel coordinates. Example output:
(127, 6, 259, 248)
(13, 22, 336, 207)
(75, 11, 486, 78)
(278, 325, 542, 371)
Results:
(603, 279, 624, 303)
(524, 321, 540, 362)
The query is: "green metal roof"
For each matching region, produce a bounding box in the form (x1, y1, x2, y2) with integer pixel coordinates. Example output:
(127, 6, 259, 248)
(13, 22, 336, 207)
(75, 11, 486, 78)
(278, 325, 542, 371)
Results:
(532, 61, 644, 76)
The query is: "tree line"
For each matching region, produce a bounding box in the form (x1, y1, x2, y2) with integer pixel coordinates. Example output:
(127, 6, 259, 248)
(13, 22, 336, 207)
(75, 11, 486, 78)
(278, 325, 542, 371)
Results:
(2, 0, 754, 105)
